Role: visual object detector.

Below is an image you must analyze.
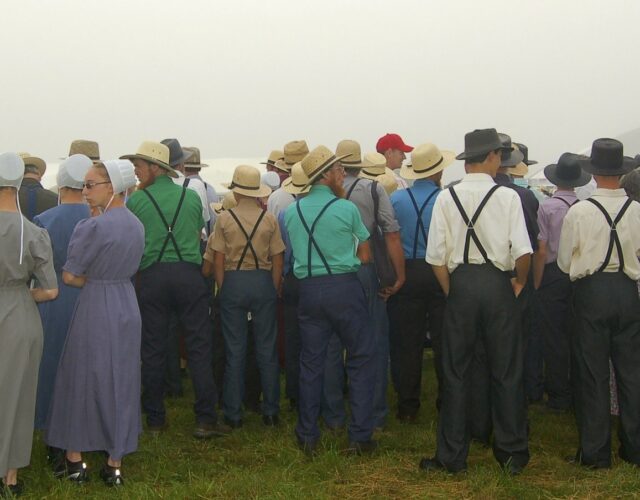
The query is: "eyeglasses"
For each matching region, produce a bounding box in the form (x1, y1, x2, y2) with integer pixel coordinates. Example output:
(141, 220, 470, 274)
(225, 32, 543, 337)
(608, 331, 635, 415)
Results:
(82, 181, 110, 190)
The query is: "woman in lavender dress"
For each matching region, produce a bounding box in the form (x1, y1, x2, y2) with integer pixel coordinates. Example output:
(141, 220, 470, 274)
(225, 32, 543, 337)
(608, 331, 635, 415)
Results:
(45, 160, 144, 487)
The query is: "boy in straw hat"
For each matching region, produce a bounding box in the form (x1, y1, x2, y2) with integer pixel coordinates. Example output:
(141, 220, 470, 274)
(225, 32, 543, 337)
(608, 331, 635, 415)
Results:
(267, 140, 309, 217)
(203, 165, 285, 427)
(184, 146, 219, 229)
(284, 145, 376, 455)
(557, 138, 640, 469)
(421, 128, 532, 475)
(18, 152, 57, 221)
(124, 141, 229, 439)
(387, 142, 455, 423)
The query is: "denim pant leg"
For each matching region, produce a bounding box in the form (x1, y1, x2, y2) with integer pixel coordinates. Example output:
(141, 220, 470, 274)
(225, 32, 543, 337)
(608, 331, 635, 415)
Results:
(219, 272, 249, 422)
(250, 271, 280, 417)
(283, 274, 301, 403)
(321, 333, 346, 427)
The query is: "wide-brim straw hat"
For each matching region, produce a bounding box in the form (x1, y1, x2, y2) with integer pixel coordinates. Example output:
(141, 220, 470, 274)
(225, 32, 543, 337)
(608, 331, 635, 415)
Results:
(358, 152, 388, 180)
(261, 149, 288, 172)
(301, 145, 349, 187)
(184, 146, 209, 168)
(401, 143, 455, 180)
(284, 140, 310, 167)
(376, 172, 398, 195)
(18, 152, 46, 177)
(336, 139, 363, 167)
(120, 141, 177, 177)
(579, 138, 637, 177)
(228, 165, 272, 197)
(69, 139, 100, 161)
(211, 191, 237, 214)
(282, 161, 311, 195)
(544, 152, 592, 188)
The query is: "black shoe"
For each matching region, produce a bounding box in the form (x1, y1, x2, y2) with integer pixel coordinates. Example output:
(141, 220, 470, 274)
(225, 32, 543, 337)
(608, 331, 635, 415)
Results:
(262, 415, 279, 427)
(60, 459, 89, 483)
(146, 422, 167, 436)
(47, 446, 66, 474)
(296, 438, 318, 457)
(193, 421, 232, 439)
(289, 398, 298, 412)
(396, 412, 417, 423)
(501, 461, 524, 476)
(99, 464, 124, 487)
(419, 457, 466, 474)
(223, 417, 243, 429)
(1, 480, 24, 497)
(345, 440, 378, 455)
(565, 454, 610, 469)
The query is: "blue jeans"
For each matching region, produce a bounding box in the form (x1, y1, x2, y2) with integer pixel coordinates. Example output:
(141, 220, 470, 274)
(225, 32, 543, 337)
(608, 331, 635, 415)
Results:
(219, 270, 280, 421)
(296, 273, 375, 444)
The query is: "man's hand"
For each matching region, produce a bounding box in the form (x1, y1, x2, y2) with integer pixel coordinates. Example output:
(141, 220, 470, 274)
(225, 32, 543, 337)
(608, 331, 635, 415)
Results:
(378, 278, 405, 301)
(511, 278, 525, 298)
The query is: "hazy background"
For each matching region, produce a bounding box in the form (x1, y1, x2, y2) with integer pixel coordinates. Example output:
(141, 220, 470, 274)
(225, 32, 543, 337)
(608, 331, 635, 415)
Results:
(1, 0, 639, 188)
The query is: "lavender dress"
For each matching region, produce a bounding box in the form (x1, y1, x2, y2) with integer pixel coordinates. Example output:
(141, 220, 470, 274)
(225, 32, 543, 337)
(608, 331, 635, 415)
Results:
(45, 207, 144, 460)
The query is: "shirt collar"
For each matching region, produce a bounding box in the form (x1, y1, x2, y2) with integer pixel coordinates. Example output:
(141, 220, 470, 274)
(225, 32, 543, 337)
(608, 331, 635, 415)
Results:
(592, 188, 627, 197)
(461, 173, 495, 184)
(413, 178, 439, 188)
(310, 184, 333, 195)
(154, 174, 173, 185)
(553, 189, 577, 199)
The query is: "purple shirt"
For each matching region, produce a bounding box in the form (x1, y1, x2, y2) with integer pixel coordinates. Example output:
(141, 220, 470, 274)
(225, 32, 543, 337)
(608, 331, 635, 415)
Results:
(537, 190, 577, 263)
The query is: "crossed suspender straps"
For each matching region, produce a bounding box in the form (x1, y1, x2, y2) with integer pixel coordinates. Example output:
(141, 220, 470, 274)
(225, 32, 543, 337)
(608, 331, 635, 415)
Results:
(406, 188, 439, 259)
(142, 185, 189, 262)
(449, 185, 501, 264)
(296, 197, 340, 278)
(586, 197, 633, 273)
(555, 196, 577, 209)
(227, 209, 267, 270)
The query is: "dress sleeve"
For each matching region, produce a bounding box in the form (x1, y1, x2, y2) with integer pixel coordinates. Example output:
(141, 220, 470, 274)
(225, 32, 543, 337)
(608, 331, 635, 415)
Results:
(63, 217, 100, 276)
(31, 228, 57, 289)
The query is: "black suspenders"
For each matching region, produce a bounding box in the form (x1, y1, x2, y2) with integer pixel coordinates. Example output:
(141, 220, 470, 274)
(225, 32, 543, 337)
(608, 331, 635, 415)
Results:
(406, 188, 439, 259)
(556, 196, 577, 209)
(449, 185, 501, 264)
(142, 186, 189, 262)
(586, 197, 633, 273)
(296, 197, 340, 278)
(345, 178, 361, 199)
(227, 209, 267, 270)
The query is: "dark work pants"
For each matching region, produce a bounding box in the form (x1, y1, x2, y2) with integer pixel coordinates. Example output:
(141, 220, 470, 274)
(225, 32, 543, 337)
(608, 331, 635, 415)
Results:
(572, 272, 640, 467)
(388, 259, 445, 416)
(535, 262, 572, 409)
(165, 313, 184, 397)
(283, 273, 301, 404)
(296, 273, 376, 444)
(522, 272, 544, 402)
(436, 264, 529, 471)
(137, 262, 218, 426)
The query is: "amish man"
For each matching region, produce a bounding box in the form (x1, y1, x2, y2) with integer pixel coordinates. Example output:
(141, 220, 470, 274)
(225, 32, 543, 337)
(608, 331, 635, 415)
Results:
(558, 138, 640, 469)
(18, 152, 57, 221)
(388, 142, 454, 421)
(124, 141, 228, 439)
(421, 128, 532, 474)
(532, 153, 592, 412)
(284, 145, 376, 455)
(184, 146, 219, 230)
(68, 140, 100, 162)
(376, 133, 413, 190)
(267, 140, 309, 217)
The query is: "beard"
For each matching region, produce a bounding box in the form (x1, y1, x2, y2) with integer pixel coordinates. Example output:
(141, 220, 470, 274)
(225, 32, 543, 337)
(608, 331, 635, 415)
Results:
(328, 176, 346, 198)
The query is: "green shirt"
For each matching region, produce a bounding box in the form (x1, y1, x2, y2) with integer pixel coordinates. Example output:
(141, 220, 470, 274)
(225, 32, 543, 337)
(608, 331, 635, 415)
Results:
(127, 175, 204, 270)
(284, 184, 369, 279)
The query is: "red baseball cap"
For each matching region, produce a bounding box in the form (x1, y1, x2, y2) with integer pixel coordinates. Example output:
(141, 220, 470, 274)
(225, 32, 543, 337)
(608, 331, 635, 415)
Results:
(376, 133, 413, 153)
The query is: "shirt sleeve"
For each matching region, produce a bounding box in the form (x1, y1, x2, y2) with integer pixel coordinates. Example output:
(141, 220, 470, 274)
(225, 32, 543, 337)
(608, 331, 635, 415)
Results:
(63, 217, 101, 276)
(31, 228, 57, 289)
(425, 194, 448, 266)
(537, 202, 549, 242)
(508, 193, 533, 260)
(557, 209, 576, 274)
(351, 204, 370, 242)
(203, 232, 216, 263)
(268, 214, 286, 256)
(210, 214, 227, 254)
(374, 183, 400, 233)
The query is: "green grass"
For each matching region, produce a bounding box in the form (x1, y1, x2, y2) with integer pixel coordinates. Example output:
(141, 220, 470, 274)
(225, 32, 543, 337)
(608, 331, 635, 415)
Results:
(20, 351, 640, 499)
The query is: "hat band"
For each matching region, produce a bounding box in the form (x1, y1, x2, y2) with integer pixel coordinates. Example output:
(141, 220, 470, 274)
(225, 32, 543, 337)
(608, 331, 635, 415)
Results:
(341, 158, 361, 165)
(229, 181, 259, 191)
(363, 169, 383, 176)
(292, 180, 307, 188)
(413, 156, 444, 174)
(308, 155, 338, 179)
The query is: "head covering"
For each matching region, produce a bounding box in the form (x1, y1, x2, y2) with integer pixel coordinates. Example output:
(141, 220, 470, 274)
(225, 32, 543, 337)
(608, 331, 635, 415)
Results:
(120, 141, 176, 177)
(69, 139, 100, 161)
(18, 152, 46, 177)
(211, 191, 238, 214)
(376, 133, 413, 154)
(336, 140, 363, 167)
(228, 165, 272, 198)
(300, 146, 348, 187)
(0, 152, 26, 264)
(544, 153, 592, 188)
(401, 143, 456, 180)
(103, 160, 137, 194)
(282, 161, 311, 195)
(184, 147, 209, 168)
(359, 152, 388, 180)
(284, 140, 309, 166)
(376, 172, 398, 195)
(498, 133, 524, 167)
(57, 154, 93, 189)
(579, 138, 637, 177)
(261, 150, 287, 172)
(261, 171, 281, 191)
(455, 128, 509, 161)
(161, 138, 194, 167)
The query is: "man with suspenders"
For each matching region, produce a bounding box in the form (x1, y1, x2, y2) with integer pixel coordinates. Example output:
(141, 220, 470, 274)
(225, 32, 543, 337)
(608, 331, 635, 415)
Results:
(532, 153, 592, 412)
(203, 165, 285, 428)
(558, 138, 640, 468)
(124, 141, 228, 439)
(388, 143, 455, 421)
(284, 145, 376, 455)
(184, 146, 219, 233)
(17, 152, 57, 221)
(422, 128, 532, 474)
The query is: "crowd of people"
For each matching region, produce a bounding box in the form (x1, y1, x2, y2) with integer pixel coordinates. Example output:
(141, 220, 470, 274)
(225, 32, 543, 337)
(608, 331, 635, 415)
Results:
(1, 130, 640, 496)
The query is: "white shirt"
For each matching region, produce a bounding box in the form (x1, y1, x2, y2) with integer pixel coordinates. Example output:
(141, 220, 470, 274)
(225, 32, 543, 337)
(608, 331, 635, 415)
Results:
(557, 188, 640, 281)
(267, 187, 295, 217)
(393, 169, 409, 190)
(188, 173, 219, 230)
(173, 172, 210, 224)
(426, 173, 532, 273)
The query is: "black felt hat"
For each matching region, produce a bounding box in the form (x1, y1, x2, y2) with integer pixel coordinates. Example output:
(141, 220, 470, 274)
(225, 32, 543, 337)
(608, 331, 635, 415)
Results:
(455, 128, 510, 161)
(544, 153, 592, 188)
(579, 138, 637, 177)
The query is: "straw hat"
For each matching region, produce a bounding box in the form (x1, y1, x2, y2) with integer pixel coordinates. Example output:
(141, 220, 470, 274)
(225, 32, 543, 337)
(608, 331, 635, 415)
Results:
(282, 161, 311, 195)
(104, 160, 137, 194)
(0, 152, 25, 188)
(69, 139, 100, 161)
(359, 152, 388, 180)
(57, 154, 93, 189)
(184, 147, 209, 168)
(300, 145, 348, 187)
(335, 140, 363, 167)
(210, 191, 238, 214)
(18, 152, 46, 177)
(228, 165, 272, 197)
(120, 141, 177, 177)
(261, 150, 287, 172)
(401, 143, 456, 180)
(284, 140, 309, 166)
(376, 172, 398, 195)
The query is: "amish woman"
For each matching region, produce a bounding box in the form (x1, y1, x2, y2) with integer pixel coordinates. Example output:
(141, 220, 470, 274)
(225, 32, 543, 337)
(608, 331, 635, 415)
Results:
(0, 152, 58, 497)
(45, 160, 144, 487)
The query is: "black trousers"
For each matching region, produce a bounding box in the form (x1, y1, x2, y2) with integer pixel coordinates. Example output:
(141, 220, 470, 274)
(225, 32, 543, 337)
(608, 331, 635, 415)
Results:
(137, 262, 218, 426)
(435, 264, 529, 471)
(534, 262, 572, 409)
(283, 273, 301, 403)
(388, 259, 445, 416)
(572, 272, 640, 467)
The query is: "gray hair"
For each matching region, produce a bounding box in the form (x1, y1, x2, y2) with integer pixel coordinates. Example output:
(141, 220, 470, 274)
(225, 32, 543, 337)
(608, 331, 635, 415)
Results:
(621, 168, 640, 202)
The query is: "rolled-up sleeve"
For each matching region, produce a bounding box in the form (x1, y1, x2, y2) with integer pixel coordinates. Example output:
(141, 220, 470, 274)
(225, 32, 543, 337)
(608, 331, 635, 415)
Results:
(426, 195, 447, 266)
(509, 195, 533, 260)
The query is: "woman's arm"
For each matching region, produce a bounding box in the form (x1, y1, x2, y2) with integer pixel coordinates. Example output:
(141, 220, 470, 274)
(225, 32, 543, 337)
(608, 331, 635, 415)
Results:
(62, 271, 86, 288)
(31, 287, 59, 302)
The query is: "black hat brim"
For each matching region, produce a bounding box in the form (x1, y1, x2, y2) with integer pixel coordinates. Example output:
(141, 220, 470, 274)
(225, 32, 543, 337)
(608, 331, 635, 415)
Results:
(544, 164, 592, 188)
(579, 157, 637, 177)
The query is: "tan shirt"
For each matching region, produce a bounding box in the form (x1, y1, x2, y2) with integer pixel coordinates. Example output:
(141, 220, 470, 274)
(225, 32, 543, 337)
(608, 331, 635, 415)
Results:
(557, 188, 640, 281)
(205, 197, 285, 271)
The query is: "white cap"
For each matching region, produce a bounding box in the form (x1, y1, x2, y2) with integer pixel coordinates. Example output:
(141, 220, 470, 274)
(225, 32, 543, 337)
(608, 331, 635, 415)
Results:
(57, 154, 93, 189)
(0, 152, 25, 188)
(261, 171, 280, 191)
(103, 160, 136, 194)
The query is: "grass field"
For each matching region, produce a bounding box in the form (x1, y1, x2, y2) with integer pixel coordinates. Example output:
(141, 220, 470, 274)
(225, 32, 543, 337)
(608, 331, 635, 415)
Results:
(20, 351, 640, 499)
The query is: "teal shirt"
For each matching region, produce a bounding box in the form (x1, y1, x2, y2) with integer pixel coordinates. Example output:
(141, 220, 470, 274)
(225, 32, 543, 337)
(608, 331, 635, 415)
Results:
(127, 175, 204, 270)
(284, 185, 369, 279)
